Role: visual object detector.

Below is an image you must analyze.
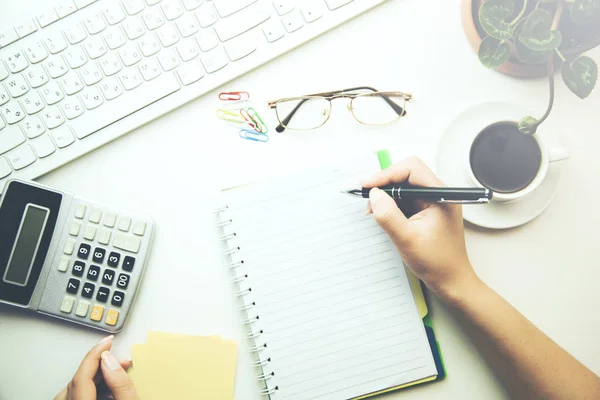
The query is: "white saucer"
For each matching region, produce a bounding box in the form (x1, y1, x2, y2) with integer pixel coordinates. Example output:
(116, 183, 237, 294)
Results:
(435, 102, 564, 230)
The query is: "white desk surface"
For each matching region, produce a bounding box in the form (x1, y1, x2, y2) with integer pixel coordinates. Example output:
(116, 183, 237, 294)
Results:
(1, 0, 599, 399)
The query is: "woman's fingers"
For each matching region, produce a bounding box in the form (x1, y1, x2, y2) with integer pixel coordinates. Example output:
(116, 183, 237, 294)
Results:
(100, 351, 139, 400)
(67, 336, 114, 400)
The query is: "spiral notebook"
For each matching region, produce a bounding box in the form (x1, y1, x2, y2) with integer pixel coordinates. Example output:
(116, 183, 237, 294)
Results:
(215, 150, 445, 399)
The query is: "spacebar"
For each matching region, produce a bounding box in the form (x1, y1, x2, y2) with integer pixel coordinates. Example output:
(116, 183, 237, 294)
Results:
(72, 73, 181, 139)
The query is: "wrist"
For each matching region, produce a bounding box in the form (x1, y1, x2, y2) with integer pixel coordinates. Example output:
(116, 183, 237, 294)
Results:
(432, 267, 485, 308)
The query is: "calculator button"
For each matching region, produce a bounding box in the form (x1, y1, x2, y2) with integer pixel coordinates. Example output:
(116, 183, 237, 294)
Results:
(117, 216, 131, 231)
(102, 269, 115, 285)
(87, 265, 101, 281)
(98, 229, 111, 245)
(105, 309, 119, 326)
(132, 220, 146, 236)
(83, 225, 97, 240)
(75, 301, 90, 317)
(64, 238, 76, 255)
(111, 291, 125, 307)
(72, 260, 86, 277)
(122, 256, 135, 272)
(89, 208, 102, 223)
(96, 286, 110, 302)
(60, 296, 75, 313)
(103, 212, 117, 227)
(90, 305, 104, 321)
(57, 257, 69, 272)
(69, 221, 81, 236)
(107, 251, 121, 267)
(75, 204, 86, 219)
(93, 247, 106, 263)
(78, 243, 91, 259)
(113, 234, 141, 253)
(82, 282, 95, 298)
(116, 273, 130, 289)
(66, 278, 80, 294)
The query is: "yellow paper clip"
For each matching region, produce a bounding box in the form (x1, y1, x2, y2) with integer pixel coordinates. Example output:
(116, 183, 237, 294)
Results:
(216, 109, 247, 124)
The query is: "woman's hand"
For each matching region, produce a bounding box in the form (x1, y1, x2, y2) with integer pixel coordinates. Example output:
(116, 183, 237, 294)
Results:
(54, 336, 138, 400)
(363, 156, 479, 298)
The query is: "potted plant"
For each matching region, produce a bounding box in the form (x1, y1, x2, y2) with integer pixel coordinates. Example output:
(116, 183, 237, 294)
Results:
(462, 0, 599, 133)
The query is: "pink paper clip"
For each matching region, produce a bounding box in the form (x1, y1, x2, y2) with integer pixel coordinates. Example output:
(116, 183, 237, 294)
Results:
(219, 91, 250, 101)
(240, 108, 259, 131)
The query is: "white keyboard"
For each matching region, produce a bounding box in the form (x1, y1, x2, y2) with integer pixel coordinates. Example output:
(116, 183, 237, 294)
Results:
(0, 0, 388, 192)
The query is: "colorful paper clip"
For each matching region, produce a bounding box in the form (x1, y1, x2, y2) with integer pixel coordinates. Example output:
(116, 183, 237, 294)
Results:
(247, 108, 268, 134)
(239, 129, 269, 143)
(219, 91, 250, 101)
(216, 108, 248, 124)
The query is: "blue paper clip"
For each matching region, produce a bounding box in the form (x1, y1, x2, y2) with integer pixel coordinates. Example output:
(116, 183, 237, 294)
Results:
(239, 129, 269, 143)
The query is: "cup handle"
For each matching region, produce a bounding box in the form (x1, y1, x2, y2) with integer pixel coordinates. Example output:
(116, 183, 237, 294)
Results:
(548, 147, 569, 163)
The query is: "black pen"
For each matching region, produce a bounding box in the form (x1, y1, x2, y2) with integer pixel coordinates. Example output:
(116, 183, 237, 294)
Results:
(341, 185, 492, 204)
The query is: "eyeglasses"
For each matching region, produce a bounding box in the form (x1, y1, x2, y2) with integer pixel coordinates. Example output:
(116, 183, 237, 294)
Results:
(267, 87, 412, 132)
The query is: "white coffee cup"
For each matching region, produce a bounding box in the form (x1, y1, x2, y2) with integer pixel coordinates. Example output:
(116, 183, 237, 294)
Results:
(461, 104, 569, 203)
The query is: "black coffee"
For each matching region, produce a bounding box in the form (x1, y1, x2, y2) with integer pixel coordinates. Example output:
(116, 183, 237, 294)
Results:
(470, 121, 542, 193)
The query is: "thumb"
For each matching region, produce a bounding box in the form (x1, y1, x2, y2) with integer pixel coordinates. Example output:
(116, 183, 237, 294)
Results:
(369, 188, 409, 245)
(100, 351, 138, 400)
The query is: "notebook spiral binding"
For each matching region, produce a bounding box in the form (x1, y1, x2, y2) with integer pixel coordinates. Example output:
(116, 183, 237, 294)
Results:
(215, 205, 279, 398)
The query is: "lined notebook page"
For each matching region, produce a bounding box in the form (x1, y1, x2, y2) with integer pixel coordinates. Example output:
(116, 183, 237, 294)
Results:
(219, 156, 437, 400)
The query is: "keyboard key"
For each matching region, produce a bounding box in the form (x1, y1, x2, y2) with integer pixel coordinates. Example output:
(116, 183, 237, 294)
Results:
(123, 17, 147, 39)
(5, 51, 29, 73)
(64, 46, 88, 68)
(55, 1, 78, 18)
(0, 126, 26, 154)
(118, 42, 143, 66)
(105, 309, 119, 326)
(66, 278, 80, 294)
(102, 2, 127, 25)
(156, 24, 180, 47)
(59, 71, 84, 95)
(99, 52, 123, 75)
(262, 20, 285, 42)
(87, 264, 100, 281)
(89, 208, 102, 223)
(64, 24, 88, 44)
(113, 233, 141, 253)
(118, 68, 143, 90)
(138, 33, 161, 56)
(141, 8, 166, 30)
(96, 286, 110, 302)
(161, 0, 185, 20)
(123, 256, 135, 271)
(122, 0, 145, 15)
(84, 224, 97, 240)
(42, 105, 66, 129)
(75, 0, 97, 8)
(102, 269, 115, 285)
(64, 238, 76, 254)
(14, 19, 37, 38)
(0, 62, 8, 81)
(176, 38, 200, 61)
(37, 10, 60, 28)
(70, 221, 81, 236)
(57, 257, 70, 272)
(6, 75, 29, 98)
(146, 0, 162, 5)
(99, 77, 124, 100)
(157, 48, 180, 71)
(75, 204, 86, 219)
(103, 212, 117, 227)
(60, 296, 75, 313)
(75, 300, 90, 317)
(103, 26, 128, 49)
(194, 4, 218, 27)
(72, 260, 85, 276)
(90, 305, 104, 321)
(32, 135, 56, 158)
(301, 6, 322, 23)
(177, 57, 204, 85)
(282, 10, 304, 33)
(80, 87, 104, 110)
(272, 0, 294, 16)
(24, 65, 50, 88)
(138, 58, 162, 80)
(78, 243, 91, 259)
(41, 81, 65, 105)
(107, 251, 121, 267)
(82, 283, 95, 298)
(200, 47, 228, 73)
(176, 14, 199, 37)
(93, 247, 106, 263)
(44, 33, 69, 55)
(24, 43, 48, 64)
(224, 35, 256, 61)
(2, 101, 26, 124)
(0, 28, 19, 47)
(80, 62, 104, 85)
(118, 216, 131, 231)
(214, 0, 256, 17)
(325, 0, 353, 10)
(182, 0, 203, 11)
(116, 273, 130, 289)
(213, 4, 270, 41)
(83, 13, 107, 35)
(98, 229, 111, 245)
(0, 85, 8, 105)
(61, 98, 85, 119)
(111, 290, 125, 306)
(0, 157, 9, 178)
(44, 57, 69, 78)
(7, 145, 36, 170)
(83, 36, 109, 59)
(195, 29, 218, 52)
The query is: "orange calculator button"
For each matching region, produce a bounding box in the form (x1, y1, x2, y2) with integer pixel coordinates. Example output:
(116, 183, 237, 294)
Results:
(105, 309, 119, 326)
(90, 305, 104, 322)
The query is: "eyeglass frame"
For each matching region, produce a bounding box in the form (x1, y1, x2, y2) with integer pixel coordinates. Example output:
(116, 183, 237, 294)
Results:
(267, 86, 412, 132)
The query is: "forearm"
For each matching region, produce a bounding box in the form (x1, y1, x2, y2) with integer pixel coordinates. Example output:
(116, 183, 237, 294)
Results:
(437, 273, 600, 400)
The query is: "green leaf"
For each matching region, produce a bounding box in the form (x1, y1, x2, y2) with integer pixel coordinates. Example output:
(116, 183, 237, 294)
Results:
(519, 9, 562, 51)
(478, 36, 511, 68)
(514, 25, 550, 64)
(518, 116, 539, 134)
(569, 0, 600, 26)
(561, 56, 598, 99)
(479, 0, 515, 40)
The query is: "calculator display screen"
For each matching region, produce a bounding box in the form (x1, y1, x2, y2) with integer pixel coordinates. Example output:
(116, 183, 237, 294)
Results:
(4, 205, 49, 287)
